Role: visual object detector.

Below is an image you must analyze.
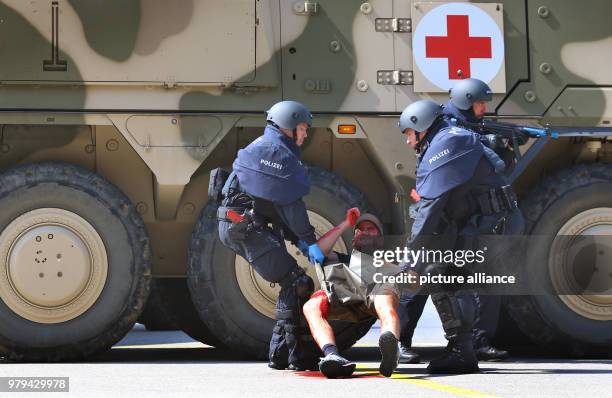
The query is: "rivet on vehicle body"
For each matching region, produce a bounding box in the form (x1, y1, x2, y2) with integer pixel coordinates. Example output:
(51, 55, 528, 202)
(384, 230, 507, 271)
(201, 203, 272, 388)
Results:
(85, 144, 95, 154)
(539, 62, 552, 74)
(357, 80, 369, 92)
(293, 2, 304, 13)
(183, 203, 195, 215)
(304, 79, 316, 92)
(524, 90, 537, 103)
(329, 40, 342, 53)
(136, 202, 148, 215)
(360, 2, 372, 14)
(106, 139, 119, 151)
(171, 118, 178, 125)
(395, 162, 404, 170)
(537, 6, 549, 18)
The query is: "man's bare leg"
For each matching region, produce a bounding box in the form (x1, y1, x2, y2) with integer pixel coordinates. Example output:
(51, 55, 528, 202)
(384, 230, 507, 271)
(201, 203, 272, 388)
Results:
(374, 294, 400, 339)
(303, 292, 356, 378)
(303, 294, 336, 348)
(374, 294, 401, 377)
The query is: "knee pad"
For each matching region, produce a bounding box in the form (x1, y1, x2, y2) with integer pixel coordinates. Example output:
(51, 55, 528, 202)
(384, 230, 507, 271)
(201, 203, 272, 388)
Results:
(431, 291, 475, 335)
(295, 274, 314, 299)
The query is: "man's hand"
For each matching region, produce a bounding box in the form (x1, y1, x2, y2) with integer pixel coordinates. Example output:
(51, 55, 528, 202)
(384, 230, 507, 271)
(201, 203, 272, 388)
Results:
(410, 188, 421, 203)
(345, 207, 360, 226)
(308, 243, 325, 265)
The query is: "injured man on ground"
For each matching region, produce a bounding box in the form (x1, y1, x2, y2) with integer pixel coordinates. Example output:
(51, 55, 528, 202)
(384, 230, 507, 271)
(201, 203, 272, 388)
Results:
(302, 209, 418, 378)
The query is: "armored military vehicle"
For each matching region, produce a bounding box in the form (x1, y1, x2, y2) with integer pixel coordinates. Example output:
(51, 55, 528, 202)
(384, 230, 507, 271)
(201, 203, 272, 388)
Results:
(0, 0, 610, 361)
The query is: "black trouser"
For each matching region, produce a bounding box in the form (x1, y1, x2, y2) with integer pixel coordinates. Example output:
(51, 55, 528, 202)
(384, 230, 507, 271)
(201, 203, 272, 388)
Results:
(419, 263, 476, 342)
(399, 207, 525, 348)
(218, 221, 318, 366)
(399, 291, 497, 349)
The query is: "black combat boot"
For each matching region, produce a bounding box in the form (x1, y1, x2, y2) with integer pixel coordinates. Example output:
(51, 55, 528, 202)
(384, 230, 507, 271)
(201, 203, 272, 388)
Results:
(399, 341, 421, 364)
(427, 332, 479, 374)
(428, 289, 479, 374)
(473, 334, 509, 361)
(268, 360, 288, 370)
(476, 345, 509, 361)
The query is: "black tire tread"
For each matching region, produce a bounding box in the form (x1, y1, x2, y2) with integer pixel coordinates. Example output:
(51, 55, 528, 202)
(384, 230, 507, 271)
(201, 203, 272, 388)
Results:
(506, 163, 612, 350)
(0, 162, 151, 362)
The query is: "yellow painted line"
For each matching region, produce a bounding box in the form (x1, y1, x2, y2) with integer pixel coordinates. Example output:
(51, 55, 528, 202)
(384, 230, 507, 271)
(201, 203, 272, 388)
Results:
(355, 364, 498, 398)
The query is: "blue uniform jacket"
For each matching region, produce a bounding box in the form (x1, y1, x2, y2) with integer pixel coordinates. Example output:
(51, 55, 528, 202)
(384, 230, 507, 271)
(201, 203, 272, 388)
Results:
(409, 120, 507, 251)
(232, 125, 316, 245)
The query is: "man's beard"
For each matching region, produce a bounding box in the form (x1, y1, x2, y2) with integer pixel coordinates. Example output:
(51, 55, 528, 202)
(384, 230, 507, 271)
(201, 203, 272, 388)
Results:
(353, 235, 384, 255)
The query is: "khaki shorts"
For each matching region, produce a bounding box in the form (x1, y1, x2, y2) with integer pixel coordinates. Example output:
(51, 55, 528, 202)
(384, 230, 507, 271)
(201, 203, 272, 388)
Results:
(310, 284, 398, 323)
(313, 251, 400, 322)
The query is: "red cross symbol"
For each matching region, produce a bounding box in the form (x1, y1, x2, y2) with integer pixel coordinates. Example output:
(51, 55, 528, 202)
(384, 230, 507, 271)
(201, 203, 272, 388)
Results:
(425, 15, 492, 80)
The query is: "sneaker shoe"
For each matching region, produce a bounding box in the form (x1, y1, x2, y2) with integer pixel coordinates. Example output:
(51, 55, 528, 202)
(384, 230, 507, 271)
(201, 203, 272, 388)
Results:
(318, 353, 356, 378)
(378, 332, 400, 377)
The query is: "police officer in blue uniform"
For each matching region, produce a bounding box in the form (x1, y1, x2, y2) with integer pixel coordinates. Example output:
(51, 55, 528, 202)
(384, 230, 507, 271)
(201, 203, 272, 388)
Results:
(398, 79, 516, 364)
(446, 78, 510, 171)
(217, 100, 325, 371)
(398, 98, 523, 373)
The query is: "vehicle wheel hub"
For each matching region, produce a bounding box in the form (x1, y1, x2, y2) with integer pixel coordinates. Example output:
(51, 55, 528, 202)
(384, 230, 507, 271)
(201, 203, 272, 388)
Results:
(0, 208, 108, 323)
(550, 208, 612, 321)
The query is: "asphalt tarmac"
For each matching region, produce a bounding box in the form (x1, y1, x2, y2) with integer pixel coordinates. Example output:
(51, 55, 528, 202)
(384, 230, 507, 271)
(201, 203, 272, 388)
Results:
(1, 300, 610, 398)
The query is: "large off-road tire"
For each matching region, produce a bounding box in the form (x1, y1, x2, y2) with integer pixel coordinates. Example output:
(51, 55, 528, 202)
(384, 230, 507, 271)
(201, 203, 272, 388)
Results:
(491, 299, 533, 350)
(0, 162, 151, 361)
(154, 277, 226, 348)
(187, 166, 375, 358)
(506, 163, 612, 353)
(137, 278, 180, 331)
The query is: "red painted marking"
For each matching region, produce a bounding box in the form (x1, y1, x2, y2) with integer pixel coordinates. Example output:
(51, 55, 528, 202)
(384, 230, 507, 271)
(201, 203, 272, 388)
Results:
(294, 371, 326, 378)
(425, 15, 492, 79)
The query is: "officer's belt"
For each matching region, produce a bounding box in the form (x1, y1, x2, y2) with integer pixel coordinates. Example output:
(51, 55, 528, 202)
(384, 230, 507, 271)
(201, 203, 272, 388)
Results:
(474, 185, 518, 215)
